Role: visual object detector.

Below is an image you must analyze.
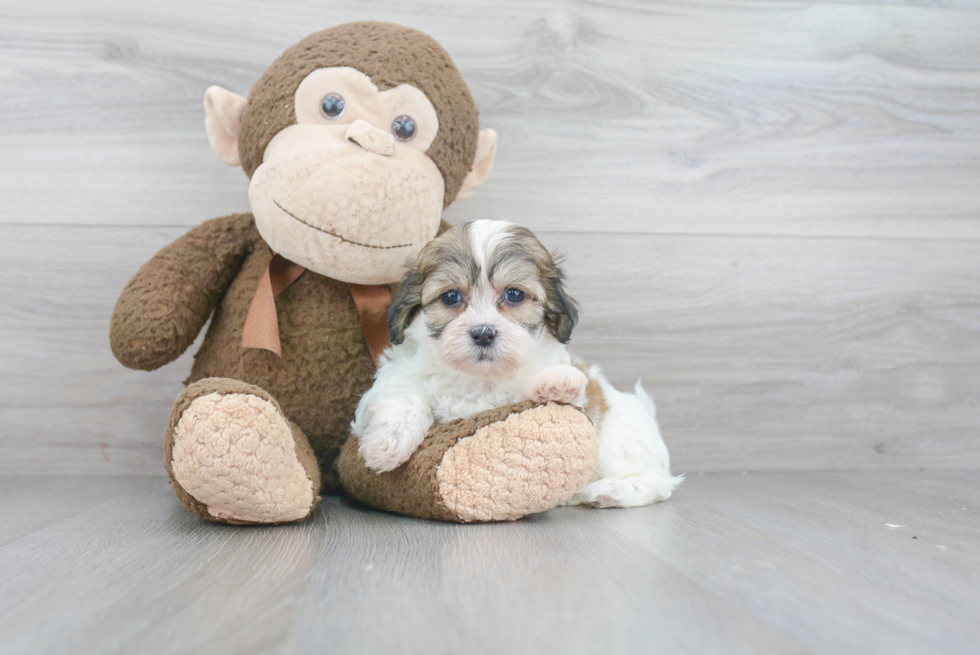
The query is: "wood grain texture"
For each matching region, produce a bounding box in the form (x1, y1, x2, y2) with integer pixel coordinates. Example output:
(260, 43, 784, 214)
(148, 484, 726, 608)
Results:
(0, 0, 979, 237)
(0, 472, 977, 654)
(0, 0, 977, 475)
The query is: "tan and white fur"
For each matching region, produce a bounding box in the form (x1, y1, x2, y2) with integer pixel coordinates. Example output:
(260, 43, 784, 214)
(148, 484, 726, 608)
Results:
(351, 220, 681, 508)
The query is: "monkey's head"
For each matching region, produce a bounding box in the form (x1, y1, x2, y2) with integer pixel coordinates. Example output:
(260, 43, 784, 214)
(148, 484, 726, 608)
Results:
(203, 22, 497, 284)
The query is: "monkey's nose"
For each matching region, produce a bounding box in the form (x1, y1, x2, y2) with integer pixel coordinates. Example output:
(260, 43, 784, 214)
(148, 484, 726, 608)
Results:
(470, 325, 497, 348)
(346, 119, 395, 156)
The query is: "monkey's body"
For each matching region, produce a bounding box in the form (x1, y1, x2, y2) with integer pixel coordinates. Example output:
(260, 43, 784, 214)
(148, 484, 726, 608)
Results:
(109, 22, 600, 524)
(184, 215, 375, 482)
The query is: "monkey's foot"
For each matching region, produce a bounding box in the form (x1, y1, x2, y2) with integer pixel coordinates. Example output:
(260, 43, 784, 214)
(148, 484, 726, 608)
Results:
(166, 378, 321, 524)
(338, 401, 598, 522)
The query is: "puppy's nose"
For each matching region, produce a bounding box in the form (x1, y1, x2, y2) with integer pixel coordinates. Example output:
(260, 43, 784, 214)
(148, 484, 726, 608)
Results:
(346, 119, 395, 156)
(470, 325, 497, 347)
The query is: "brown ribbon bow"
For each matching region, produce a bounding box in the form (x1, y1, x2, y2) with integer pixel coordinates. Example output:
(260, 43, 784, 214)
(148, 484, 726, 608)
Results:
(241, 253, 392, 366)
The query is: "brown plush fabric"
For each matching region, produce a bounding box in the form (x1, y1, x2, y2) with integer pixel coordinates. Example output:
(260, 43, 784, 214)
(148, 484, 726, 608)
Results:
(112, 214, 464, 510)
(165, 377, 322, 525)
(110, 214, 254, 371)
(289, 419, 323, 506)
(185, 217, 378, 482)
(338, 400, 541, 521)
(238, 21, 480, 207)
(111, 213, 375, 485)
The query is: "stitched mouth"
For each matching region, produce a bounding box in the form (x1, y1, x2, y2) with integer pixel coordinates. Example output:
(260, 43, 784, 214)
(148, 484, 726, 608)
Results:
(273, 200, 413, 250)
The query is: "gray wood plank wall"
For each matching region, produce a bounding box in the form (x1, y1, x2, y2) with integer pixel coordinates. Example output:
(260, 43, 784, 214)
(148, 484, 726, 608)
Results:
(1, 0, 978, 475)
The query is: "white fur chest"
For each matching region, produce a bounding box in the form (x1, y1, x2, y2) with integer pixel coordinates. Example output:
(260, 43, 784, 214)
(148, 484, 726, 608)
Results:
(423, 374, 524, 423)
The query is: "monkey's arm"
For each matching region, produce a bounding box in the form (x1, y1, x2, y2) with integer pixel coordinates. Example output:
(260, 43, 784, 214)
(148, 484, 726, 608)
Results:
(110, 213, 255, 371)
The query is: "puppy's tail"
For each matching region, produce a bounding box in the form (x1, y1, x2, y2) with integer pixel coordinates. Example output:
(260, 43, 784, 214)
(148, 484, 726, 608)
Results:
(633, 379, 658, 422)
(633, 379, 685, 490)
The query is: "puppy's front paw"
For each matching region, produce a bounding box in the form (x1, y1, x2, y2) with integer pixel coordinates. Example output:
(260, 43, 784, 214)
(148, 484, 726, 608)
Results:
(357, 396, 432, 473)
(359, 425, 423, 473)
(521, 365, 589, 407)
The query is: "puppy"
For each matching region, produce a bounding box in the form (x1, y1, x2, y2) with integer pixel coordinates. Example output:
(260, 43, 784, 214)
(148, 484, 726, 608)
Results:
(351, 220, 681, 508)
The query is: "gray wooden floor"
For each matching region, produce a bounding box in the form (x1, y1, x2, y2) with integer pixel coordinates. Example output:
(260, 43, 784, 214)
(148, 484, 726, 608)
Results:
(1, 472, 977, 655)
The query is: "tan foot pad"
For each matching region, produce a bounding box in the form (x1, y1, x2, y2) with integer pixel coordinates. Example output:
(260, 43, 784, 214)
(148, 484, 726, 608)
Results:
(437, 403, 599, 522)
(171, 392, 315, 523)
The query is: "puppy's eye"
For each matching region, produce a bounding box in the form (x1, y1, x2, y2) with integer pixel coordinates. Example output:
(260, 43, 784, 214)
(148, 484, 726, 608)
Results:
(441, 290, 462, 306)
(504, 288, 526, 304)
(320, 93, 345, 119)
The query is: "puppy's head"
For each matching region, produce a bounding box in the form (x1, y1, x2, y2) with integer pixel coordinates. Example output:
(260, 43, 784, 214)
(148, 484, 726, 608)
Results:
(389, 220, 578, 376)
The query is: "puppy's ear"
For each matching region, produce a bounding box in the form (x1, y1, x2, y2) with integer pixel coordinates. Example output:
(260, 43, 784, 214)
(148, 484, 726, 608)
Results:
(543, 254, 579, 344)
(388, 265, 424, 345)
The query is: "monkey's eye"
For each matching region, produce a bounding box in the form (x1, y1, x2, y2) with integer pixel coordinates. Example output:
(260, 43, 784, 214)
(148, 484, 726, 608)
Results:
(320, 93, 345, 119)
(441, 290, 462, 307)
(391, 115, 416, 141)
(504, 288, 526, 304)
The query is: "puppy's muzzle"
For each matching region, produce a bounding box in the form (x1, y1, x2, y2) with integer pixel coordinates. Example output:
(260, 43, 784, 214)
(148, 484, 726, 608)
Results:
(470, 325, 497, 348)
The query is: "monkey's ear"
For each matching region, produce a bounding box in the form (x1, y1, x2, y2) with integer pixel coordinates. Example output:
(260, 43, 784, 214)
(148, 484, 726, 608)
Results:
(204, 86, 248, 167)
(455, 129, 497, 201)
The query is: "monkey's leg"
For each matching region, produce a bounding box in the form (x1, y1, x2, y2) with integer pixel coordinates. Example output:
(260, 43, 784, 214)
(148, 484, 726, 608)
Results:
(337, 401, 598, 522)
(166, 378, 322, 524)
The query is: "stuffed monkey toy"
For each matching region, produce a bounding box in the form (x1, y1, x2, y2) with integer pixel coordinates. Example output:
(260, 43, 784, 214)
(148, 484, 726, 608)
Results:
(110, 22, 599, 524)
